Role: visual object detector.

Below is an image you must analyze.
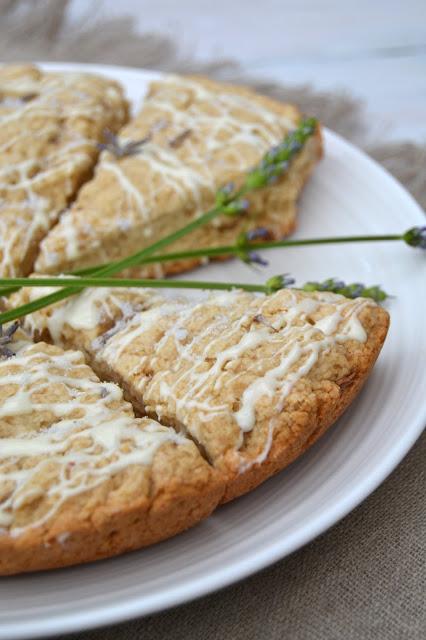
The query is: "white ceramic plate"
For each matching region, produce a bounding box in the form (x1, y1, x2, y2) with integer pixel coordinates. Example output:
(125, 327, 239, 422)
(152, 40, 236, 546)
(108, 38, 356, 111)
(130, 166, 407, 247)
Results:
(0, 63, 425, 640)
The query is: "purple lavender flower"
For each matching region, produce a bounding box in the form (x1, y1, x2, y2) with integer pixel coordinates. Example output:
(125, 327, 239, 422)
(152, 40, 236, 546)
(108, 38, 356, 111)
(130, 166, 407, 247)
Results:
(0, 321, 19, 359)
(247, 251, 269, 267)
(98, 129, 151, 157)
(222, 199, 250, 216)
(301, 279, 388, 302)
(246, 227, 271, 242)
(265, 274, 295, 293)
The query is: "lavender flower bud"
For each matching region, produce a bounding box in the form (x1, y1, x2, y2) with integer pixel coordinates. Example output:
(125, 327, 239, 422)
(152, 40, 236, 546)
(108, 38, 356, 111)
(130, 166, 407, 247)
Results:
(363, 286, 388, 303)
(265, 274, 295, 293)
(215, 182, 235, 206)
(263, 145, 281, 164)
(245, 169, 269, 190)
(0, 321, 19, 359)
(301, 279, 388, 303)
(329, 279, 345, 290)
(403, 226, 426, 249)
(222, 199, 249, 216)
(246, 227, 271, 242)
(247, 252, 269, 267)
(347, 283, 365, 298)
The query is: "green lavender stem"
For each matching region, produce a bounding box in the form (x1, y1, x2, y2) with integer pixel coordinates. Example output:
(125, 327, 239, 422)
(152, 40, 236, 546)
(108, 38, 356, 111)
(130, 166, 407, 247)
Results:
(0, 232, 405, 299)
(0, 274, 389, 326)
(0, 118, 317, 323)
(0, 276, 288, 324)
(0, 276, 268, 293)
(73, 233, 404, 273)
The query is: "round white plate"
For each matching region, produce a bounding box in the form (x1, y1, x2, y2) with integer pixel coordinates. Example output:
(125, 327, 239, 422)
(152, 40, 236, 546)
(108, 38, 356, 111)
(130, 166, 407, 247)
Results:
(0, 63, 425, 640)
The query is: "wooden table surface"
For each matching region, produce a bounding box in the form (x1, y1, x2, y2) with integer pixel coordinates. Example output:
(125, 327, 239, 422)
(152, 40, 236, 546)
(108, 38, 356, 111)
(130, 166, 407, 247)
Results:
(71, 0, 426, 143)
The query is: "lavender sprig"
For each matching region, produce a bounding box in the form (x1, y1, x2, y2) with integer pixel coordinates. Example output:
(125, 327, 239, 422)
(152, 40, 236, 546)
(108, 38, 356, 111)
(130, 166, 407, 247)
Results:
(0, 118, 318, 324)
(0, 274, 388, 329)
(301, 278, 389, 302)
(235, 229, 271, 266)
(95, 224, 421, 273)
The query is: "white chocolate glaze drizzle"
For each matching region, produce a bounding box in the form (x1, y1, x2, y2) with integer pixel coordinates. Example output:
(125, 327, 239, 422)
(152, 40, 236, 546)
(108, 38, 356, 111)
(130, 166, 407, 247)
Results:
(0, 68, 126, 276)
(37, 74, 301, 270)
(0, 341, 187, 535)
(92, 288, 374, 470)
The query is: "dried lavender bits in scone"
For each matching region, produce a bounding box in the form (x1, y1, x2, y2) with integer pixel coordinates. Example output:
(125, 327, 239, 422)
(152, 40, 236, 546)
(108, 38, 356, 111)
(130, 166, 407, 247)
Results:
(0, 337, 222, 575)
(0, 64, 128, 277)
(35, 75, 322, 277)
(21, 287, 389, 503)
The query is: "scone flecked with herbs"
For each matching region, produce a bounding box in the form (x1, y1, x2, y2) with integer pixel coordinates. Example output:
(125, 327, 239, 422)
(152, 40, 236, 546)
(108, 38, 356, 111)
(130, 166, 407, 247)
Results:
(18, 286, 389, 503)
(0, 64, 128, 277)
(35, 75, 322, 278)
(0, 336, 223, 575)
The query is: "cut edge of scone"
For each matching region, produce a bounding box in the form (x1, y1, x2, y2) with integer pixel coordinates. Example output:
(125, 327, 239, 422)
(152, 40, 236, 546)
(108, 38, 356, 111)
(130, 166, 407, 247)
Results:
(34, 74, 322, 277)
(0, 337, 223, 575)
(16, 287, 389, 505)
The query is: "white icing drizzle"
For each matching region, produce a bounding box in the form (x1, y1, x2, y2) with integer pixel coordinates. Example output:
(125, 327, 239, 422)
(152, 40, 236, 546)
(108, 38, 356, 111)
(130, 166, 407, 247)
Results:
(0, 68, 126, 276)
(38, 74, 300, 269)
(93, 289, 373, 469)
(0, 341, 187, 535)
(23, 284, 161, 346)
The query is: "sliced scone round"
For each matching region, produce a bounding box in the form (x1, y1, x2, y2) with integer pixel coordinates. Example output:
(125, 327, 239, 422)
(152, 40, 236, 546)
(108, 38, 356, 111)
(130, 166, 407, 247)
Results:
(17, 287, 389, 503)
(0, 337, 223, 575)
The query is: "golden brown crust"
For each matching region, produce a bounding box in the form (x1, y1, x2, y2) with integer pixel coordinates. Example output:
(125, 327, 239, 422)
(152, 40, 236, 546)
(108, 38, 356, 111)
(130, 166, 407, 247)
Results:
(22, 288, 388, 505)
(2, 292, 389, 574)
(94, 292, 388, 502)
(222, 304, 389, 501)
(0, 340, 223, 575)
(0, 446, 222, 575)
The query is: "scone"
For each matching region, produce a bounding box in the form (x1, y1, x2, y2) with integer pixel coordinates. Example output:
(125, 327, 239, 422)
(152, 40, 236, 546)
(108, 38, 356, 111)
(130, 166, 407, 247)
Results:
(18, 286, 389, 503)
(0, 64, 128, 277)
(35, 75, 323, 277)
(0, 335, 223, 575)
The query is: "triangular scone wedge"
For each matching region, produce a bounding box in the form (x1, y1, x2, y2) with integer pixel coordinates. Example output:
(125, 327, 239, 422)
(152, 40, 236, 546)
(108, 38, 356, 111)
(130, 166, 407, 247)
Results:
(0, 64, 128, 277)
(19, 287, 389, 503)
(35, 75, 322, 277)
(0, 336, 223, 575)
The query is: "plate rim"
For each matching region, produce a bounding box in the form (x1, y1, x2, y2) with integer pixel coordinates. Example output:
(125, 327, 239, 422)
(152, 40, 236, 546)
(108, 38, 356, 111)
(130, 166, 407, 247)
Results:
(1, 62, 425, 640)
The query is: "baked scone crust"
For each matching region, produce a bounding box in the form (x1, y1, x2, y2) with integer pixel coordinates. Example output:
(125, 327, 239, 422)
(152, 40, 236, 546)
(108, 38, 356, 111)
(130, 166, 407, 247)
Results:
(220, 300, 389, 501)
(17, 287, 389, 504)
(0, 64, 128, 277)
(0, 339, 223, 575)
(35, 74, 322, 277)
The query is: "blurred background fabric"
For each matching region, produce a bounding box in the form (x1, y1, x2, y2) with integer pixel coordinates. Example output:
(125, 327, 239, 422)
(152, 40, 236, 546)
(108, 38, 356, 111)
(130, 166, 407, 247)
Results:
(1, 0, 425, 207)
(0, 2, 425, 639)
